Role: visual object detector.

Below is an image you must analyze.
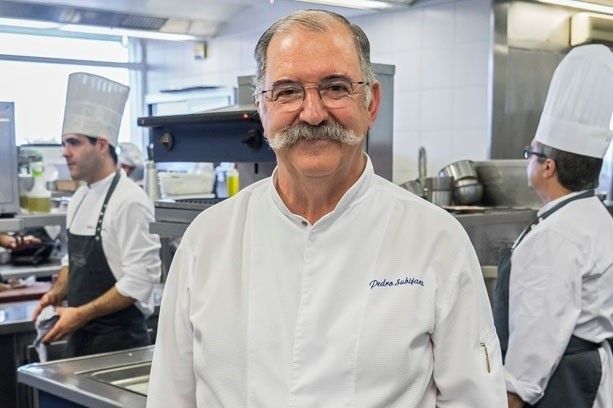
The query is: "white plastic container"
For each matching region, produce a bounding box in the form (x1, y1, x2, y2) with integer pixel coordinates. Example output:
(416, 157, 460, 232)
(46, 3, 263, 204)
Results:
(158, 172, 215, 198)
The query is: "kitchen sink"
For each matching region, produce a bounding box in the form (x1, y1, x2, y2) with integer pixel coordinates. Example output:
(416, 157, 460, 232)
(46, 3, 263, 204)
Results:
(83, 361, 151, 396)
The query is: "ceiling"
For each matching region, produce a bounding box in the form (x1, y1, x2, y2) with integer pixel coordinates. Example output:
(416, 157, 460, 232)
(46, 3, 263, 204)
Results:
(11, 0, 258, 22)
(0, 0, 398, 37)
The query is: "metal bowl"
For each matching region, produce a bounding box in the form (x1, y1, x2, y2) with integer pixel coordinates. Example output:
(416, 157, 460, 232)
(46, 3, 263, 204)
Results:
(439, 160, 478, 181)
(453, 178, 483, 205)
(400, 179, 424, 197)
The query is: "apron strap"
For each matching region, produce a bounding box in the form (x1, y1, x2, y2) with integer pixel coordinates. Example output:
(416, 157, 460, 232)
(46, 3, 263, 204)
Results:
(94, 171, 121, 240)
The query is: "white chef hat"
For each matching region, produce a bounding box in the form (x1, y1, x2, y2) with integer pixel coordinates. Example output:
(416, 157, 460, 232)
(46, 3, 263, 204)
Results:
(61, 72, 129, 147)
(118, 142, 144, 167)
(535, 44, 613, 158)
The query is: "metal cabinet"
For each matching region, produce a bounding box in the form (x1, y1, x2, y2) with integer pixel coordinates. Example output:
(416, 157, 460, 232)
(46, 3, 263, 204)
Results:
(0, 102, 19, 215)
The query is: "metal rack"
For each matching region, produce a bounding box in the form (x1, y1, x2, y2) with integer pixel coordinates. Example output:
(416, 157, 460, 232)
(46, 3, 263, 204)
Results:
(150, 198, 224, 238)
(0, 213, 66, 233)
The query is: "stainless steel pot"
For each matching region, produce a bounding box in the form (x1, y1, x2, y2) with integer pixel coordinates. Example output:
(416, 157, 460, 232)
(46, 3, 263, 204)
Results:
(423, 176, 454, 207)
(423, 176, 454, 191)
(439, 160, 478, 181)
(428, 190, 453, 207)
(452, 177, 483, 205)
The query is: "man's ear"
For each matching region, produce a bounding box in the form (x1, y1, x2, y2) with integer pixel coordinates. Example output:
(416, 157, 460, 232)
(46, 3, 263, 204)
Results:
(542, 157, 557, 179)
(367, 81, 382, 127)
(96, 137, 109, 152)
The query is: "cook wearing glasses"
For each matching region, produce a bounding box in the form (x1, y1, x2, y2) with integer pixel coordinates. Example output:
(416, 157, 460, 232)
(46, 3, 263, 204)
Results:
(147, 9, 506, 407)
(494, 45, 613, 408)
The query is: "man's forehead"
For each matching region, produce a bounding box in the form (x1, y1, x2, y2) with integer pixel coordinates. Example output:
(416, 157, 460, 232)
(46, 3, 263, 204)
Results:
(265, 24, 359, 79)
(270, 21, 353, 51)
(62, 133, 88, 142)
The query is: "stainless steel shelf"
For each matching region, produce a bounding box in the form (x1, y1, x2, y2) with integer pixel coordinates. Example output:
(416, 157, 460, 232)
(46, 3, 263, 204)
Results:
(0, 260, 62, 280)
(0, 218, 21, 233)
(0, 213, 66, 233)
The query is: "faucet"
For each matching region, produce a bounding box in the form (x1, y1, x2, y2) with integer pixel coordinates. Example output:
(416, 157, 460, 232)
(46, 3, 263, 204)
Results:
(418, 146, 427, 180)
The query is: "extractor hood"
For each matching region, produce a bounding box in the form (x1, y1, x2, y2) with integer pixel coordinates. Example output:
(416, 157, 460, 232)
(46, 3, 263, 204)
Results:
(0, 0, 220, 38)
(571, 12, 613, 45)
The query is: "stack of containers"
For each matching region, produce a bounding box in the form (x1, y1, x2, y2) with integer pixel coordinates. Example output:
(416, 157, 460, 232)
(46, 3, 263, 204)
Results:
(438, 160, 483, 205)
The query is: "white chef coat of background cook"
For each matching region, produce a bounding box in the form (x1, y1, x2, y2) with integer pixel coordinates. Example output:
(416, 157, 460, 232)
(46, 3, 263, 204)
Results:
(505, 193, 613, 406)
(148, 157, 507, 407)
(62, 171, 161, 317)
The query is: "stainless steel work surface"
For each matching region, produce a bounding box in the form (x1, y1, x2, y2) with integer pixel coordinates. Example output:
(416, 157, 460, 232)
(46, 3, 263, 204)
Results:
(453, 208, 536, 266)
(18, 346, 154, 408)
(86, 361, 151, 396)
(0, 300, 37, 335)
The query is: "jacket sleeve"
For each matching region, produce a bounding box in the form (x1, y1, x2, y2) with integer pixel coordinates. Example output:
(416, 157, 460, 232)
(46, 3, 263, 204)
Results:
(432, 243, 508, 407)
(113, 197, 161, 303)
(147, 243, 196, 407)
(504, 229, 582, 404)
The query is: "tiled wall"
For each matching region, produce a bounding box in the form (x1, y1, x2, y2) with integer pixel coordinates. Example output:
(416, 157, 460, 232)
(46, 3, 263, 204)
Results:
(145, 0, 493, 183)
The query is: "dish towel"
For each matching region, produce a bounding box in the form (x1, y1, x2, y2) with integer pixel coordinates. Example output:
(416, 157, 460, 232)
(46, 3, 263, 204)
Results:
(33, 305, 59, 362)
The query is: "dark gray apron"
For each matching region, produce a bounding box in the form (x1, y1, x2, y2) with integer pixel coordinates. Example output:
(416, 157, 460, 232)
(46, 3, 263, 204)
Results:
(494, 190, 603, 407)
(65, 171, 150, 357)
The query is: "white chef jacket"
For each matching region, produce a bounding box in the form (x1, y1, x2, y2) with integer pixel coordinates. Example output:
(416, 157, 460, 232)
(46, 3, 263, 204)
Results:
(62, 171, 161, 317)
(148, 157, 507, 408)
(505, 191, 613, 406)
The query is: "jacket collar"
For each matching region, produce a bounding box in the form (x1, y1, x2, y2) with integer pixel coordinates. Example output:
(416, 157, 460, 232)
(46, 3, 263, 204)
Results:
(269, 154, 374, 226)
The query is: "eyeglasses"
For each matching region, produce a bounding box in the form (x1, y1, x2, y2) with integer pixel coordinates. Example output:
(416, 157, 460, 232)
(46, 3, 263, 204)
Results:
(522, 146, 548, 159)
(260, 77, 369, 112)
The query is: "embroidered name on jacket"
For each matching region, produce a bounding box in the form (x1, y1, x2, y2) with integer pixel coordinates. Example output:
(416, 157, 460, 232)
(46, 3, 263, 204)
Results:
(369, 277, 424, 289)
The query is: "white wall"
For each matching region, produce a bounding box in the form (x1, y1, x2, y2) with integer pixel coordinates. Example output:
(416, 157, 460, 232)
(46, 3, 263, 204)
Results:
(145, 0, 493, 183)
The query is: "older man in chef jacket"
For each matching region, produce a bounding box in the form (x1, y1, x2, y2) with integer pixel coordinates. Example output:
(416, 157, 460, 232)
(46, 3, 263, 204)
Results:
(147, 9, 507, 407)
(32, 73, 161, 357)
(494, 45, 613, 408)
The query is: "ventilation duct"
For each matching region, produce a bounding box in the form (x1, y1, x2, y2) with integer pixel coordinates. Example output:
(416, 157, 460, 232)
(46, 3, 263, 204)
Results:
(0, 0, 219, 37)
(571, 12, 613, 46)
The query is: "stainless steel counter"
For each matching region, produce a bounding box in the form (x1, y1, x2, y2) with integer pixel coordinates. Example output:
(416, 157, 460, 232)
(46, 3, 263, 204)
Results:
(19, 346, 153, 408)
(0, 259, 62, 280)
(453, 208, 536, 266)
(0, 299, 36, 335)
(0, 300, 38, 407)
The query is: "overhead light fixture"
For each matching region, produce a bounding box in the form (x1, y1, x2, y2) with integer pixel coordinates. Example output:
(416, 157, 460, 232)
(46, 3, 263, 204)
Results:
(295, 0, 395, 10)
(539, 0, 613, 15)
(59, 24, 198, 42)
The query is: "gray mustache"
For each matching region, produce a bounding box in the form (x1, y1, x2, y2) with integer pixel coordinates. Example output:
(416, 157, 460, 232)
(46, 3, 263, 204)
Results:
(267, 122, 362, 150)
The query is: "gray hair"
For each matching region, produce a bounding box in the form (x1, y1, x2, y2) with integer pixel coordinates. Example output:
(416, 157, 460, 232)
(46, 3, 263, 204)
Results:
(253, 9, 375, 105)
